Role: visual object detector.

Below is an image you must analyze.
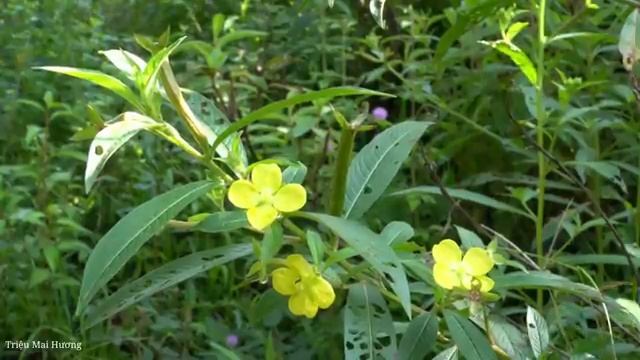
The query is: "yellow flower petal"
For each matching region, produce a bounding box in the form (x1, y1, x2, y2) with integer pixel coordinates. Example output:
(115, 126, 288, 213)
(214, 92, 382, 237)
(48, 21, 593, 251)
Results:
(432, 239, 462, 266)
(288, 292, 318, 318)
(227, 180, 259, 209)
(462, 248, 494, 276)
(461, 275, 495, 293)
(478, 275, 495, 292)
(309, 276, 335, 309)
(285, 254, 313, 277)
(273, 184, 307, 213)
(251, 163, 282, 194)
(272, 268, 299, 296)
(246, 204, 278, 230)
(433, 262, 460, 289)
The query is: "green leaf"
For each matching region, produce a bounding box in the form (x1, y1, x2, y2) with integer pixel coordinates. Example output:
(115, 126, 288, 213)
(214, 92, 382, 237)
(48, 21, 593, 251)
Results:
(493, 271, 603, 301)
(282, 161, 308, 184)
(369, 0, 387, 29)
(619, 9, 640, 71)
(260, 223, 283, 278)
(35, 66, 143, 110)
(212, 13, 225, 42)
(194, 211, 248, 233)
(84, 112, 158, 193)
(217, 30, 267, 49)
(433, 346, 458, 360)
(84, 244, 251, 328)
(344, 121, 429, 219)
(185, 91, 247, 170)
(389, 186, 532, 219)
(76, 181, 213, 316)
(212, 87, 393, 152)
(615, 298, 640, 332)
(344, 283, 397, 359)
(444, 310, 497, 360)
(398, 312, 438, 360)
(381, 221, 414, 245)
(306, 230, 325, 266)
(505, 22, 528, 41)
(100, 49, 147, 81)
(526, 306, 549, 359)
(480, 41, 537, 86)
(142, 37, 185, 98)
(456, 226, 484, 248)
(488, 316, 530, 360)
(300, 212, 412, 317)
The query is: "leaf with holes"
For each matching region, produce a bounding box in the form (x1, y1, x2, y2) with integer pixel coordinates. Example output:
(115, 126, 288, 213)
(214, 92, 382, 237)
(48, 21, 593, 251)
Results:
(444, 310, 497, 360)
(84, 243, 252, 328)
(185, 91, 247, 170)
(344, 121, 429, 219)
(344, 283, 396, 359)
(398, 312, 438, 360)
(76, 181, 213, 316)
(526, 306, 549, 359)
(489, 316, 530, 360)
(300, 212, 412, 318)
(85, 112, 159, 193)
(194, 211, 248, 233)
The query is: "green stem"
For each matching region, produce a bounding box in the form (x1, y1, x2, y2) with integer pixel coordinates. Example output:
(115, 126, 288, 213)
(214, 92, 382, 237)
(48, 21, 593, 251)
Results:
(636, 145, 640, 246)
(592, 128, 604, 283)
(329, 126, 356, 217)
(534, 0, 547, 308)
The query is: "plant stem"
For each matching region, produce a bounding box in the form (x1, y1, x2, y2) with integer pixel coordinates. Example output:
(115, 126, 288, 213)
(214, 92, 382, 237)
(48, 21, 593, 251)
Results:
(329, 125, 356, 218)
(535, 0, 548, 308)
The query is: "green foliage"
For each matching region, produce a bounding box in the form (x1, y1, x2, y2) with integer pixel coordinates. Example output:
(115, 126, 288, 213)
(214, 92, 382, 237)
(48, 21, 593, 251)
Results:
(4, 0, 640, 358)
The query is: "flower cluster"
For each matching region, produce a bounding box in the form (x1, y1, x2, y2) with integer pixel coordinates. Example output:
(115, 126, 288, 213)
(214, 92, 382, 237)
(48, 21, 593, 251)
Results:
(432, 239, 495, 293)
(271, 255, 335, 318)
(227, 164, 306, 230)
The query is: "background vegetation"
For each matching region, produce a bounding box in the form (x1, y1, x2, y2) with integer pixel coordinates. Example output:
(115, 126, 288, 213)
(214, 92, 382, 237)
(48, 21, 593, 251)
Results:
(2, 0, 640, 358)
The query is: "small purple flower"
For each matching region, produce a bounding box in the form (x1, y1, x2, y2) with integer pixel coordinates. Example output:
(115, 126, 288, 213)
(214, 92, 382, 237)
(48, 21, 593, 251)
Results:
(226, 334, 239, 348)
(371, 106, 389, 120)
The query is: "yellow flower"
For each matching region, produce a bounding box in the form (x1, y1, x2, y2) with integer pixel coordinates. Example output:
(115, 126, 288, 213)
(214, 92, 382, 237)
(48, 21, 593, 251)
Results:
(432, 239, 495, 293)
(227, 163, 307, 230)
(271, 254, 335, 318)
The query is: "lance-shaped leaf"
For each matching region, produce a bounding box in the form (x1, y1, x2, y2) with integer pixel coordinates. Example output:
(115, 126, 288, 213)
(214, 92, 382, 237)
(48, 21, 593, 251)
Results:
(300, 212, 412, 317)
(526, 306, 549, 359)
(480, 40, 537, 86)
(142, 37, 186, 98)
(100, 49, 147, 81)
(185, 91, 247, 169)
(76, 181, 214, 316)
(35, 66, 143, 110)
(344, 121, 429, 219)
(398, 312, 438, 360)
(211, 87, 393, 152)
(84, 112, 159, 193)
(619, 9, 640, 71)
(84, 243, 252, 328)
(344, 283, 397, 359)
(444, 310, 497, 360)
